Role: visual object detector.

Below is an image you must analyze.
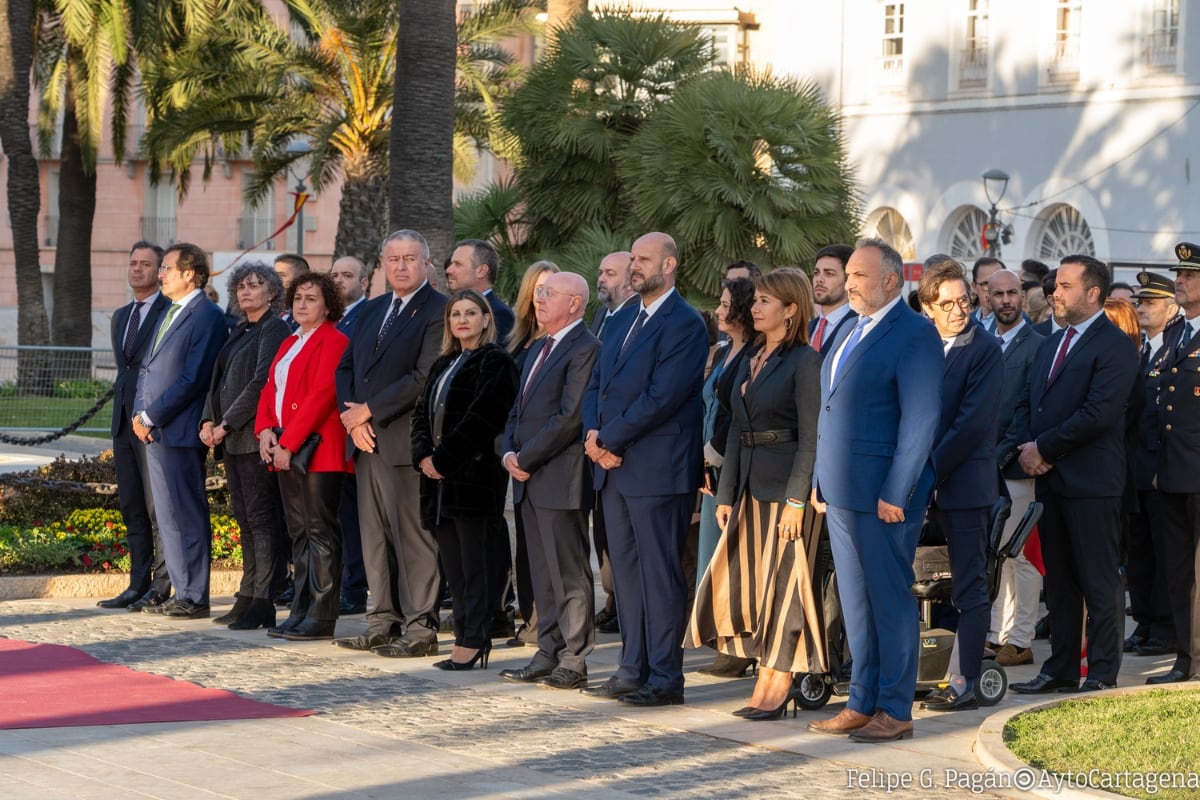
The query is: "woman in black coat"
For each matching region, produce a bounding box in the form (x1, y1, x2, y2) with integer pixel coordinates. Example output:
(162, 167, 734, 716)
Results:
(413, 289, 519, 671)
(200, 261, 291, 630)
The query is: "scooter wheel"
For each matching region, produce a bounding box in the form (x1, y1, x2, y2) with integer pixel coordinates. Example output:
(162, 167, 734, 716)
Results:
(977, 659, 1008, 706)
(795, 672, 833, 710)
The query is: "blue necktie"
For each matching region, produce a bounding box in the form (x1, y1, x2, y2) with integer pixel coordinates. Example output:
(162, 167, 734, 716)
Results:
(832, 315, 871, 382)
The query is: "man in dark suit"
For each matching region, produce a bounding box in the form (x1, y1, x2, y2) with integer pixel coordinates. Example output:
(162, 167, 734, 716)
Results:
(329, 255, 370, 615)
(970, 257, 1004, 332)
(1032, 269, 1060, 336)
(499, 271, 601, 690)
(581, 232, 707, 706)
(989, 269, 1045, 667)
(807, 238, 943, 742)
(914, 257, 1003, 712)
(809, 244, 858, 356)
(1010, 255, 1139, 694)
(98, 242, 173, 610)
(588, 250, 636, 633)
(334, 230, 447, 657)
(1146, 244, 1200, 683)
(273, 253, 309, 331)
(133, 243, 228, 619)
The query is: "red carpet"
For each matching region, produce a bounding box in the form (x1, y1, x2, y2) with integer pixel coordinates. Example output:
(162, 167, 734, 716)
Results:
(0, 637, 313, 730)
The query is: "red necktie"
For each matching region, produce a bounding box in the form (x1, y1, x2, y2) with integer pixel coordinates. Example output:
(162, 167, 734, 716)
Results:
(812, 317, 828, 351)
(1046, 327, 1077, 385)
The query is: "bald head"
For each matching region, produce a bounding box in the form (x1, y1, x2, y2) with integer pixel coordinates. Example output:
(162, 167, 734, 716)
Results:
(987, 268, 1024, 332)
(536, 271, 589, 335)
(630, 232, 678, 303)
(329, 256, 368, 304)
(597, 250, 633, 310)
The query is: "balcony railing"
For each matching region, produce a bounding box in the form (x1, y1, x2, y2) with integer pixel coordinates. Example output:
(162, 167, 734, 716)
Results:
(959, 45, 989, 87)
(43, 215, 58, 246)
(1046, 38, 1080, 81)
(1143, 29, 1178, 71)
(139, 216, 176, 246)
(238, 216, 276, 250)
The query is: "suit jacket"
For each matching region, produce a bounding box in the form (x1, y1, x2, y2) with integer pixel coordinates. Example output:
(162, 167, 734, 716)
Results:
(716, 342, 822, 506)
(135, 292, 228, 448)
(337, 299, 366, 338)
(808, 307, 859, 357)
(202, 316, 291, 456)
(1153, 318, 1200, 493)
(110, 293, 170, 436)
(589, 295, 640, 339)
(486, 291, 516, 344)
(1136, 316, 1184, 489)
(412, 343, 518, 525)
(503, 323, 600, 509)
(335, 283, 447, 466)
(931, 321, 1004, 509)
(1011, 313, 1139, 498)
(1032, 318, 1054, 337)
(255, 321, 352, 473)
(582, 290, 708, 497)
(996, 322, 1045, 479)
(707, 342, 751, 461)
(814, 300, 943, 512)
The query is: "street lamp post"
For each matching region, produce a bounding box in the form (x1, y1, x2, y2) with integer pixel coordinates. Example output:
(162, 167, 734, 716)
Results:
(981, 168, 1010, 257)
(286, 139, 313, 256)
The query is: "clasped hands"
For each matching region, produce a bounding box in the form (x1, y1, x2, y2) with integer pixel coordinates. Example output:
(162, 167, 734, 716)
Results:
(584, 430, 622, 470)
(341, 401, 376, 453)
(199, 421, 227, 448)
(257, 429, 292, 470)
(132, 415, 153, 444)
(1017, 441, 1054, 476)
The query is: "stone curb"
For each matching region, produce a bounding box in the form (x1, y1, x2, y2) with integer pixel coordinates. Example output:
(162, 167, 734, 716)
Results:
(0, 569, 242, 600)
(975, 682, 1200, 800)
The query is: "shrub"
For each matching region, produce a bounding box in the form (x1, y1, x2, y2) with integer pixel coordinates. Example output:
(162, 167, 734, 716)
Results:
(0, 525, 82, 572)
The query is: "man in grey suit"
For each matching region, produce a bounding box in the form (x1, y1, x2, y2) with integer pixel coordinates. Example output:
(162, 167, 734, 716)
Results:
(499, 272, 601, 690)
(133, 243, 228, 619)
(989, 269, 1045, 666)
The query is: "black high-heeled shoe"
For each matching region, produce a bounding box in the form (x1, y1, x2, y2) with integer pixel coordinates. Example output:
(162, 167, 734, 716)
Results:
(742, 688, 801, 721)
(731, 706, 757, 718)
(698, 653, 758, 678)
(433, 641, 491, 671)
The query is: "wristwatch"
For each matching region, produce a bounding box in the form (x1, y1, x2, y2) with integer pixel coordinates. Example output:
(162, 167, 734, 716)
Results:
(137, 411, 152, 428)
(219, 421, 232, 433)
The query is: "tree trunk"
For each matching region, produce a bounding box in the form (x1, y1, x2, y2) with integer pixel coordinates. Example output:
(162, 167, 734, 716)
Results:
(0, 0, 51, 395)
(334, 149, 388, 278)
(545, 0, 586, 47)
(391, 0, 455, 274)
(51, 72, 97, 377)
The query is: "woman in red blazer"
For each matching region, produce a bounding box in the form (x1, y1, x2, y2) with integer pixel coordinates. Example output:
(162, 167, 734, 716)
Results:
(255, 272, 351, 641)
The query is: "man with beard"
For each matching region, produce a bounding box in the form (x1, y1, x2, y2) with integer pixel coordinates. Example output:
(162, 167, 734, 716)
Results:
(809, 244, 857, 355)
(1011, 255, 1139, 694)
(989, 269, 1045, 667)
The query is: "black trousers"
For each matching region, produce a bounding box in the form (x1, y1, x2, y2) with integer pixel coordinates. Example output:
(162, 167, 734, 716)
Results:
(437, 515, 491, 649)
(933, 506, 990, 680)
(1158, 491, 1200, 673)
(1126, 490, 1174, 642)
(338, 473, 367, 604)
(224, 451, 284, 600)
(112, 419, 170, 597)
(278, 470, 344, 622)
(591, 490, 616, 616)
(513, 499, 536, 624)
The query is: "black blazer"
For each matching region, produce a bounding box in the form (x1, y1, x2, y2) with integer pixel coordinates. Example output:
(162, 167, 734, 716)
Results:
(486, 291, 516, 344)
(412, 343, 518, 526)
(996, 323, 1045, 479)
(1153, 318, 1200, 493)
(706, 341, 751, 461)
(336, 283, 447, 466)
(502, 323, 600, 509)
(1011, 314, 1139, 498)
(202, 315, 291, 456)
(716, 342, 822, 506)
(110, 293, 170, 436)
(931, 321, 1004, 510)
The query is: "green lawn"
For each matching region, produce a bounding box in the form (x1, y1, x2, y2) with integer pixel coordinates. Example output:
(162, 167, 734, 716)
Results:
(0, 397, 113, 438)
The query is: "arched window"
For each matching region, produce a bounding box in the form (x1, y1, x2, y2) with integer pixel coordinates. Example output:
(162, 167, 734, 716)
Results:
(864, 207, 916, 260)
(1035, 204, 1094, 259)
(945, 206, 988, 260)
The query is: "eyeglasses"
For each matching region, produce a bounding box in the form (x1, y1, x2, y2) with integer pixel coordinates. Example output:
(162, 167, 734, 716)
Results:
(934, 297, 973, 313)
(535, 286, 580, 300)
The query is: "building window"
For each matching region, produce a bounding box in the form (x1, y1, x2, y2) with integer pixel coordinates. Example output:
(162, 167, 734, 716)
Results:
(141, 177, 177, 246)
(947, 206, 989, 261)
(1144, 0, 1179, 71)
(1048, 0, 1082, 82)
(43, 169, 60, 247)
(960, 0, 989, 88)
(864, 207, 916, 261)
(882, 3, 905, 78)
(239, 175, 276, 250)
(1036, 204, 1094, 259)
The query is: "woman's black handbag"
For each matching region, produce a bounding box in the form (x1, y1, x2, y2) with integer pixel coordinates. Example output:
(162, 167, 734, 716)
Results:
(272, 428, 321, 475)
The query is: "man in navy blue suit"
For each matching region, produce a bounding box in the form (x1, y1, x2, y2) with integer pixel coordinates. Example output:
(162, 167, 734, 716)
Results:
(808, 238, 943, 742)
(915, 256, 1003, 712)
(1010, 255, 1139, 694)
(133, 243, 228, 619)
(581, 232, 708, 706)
(329, 255, 370, 615)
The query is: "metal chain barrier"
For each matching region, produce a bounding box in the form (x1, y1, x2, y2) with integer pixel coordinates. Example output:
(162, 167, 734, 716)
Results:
(0, 387, 117, 446)
(0, 469, 227, 496)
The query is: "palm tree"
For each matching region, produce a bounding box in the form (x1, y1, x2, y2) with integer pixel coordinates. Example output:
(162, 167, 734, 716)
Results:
(619, 68, 860, 296)
(0, 0, 52, 392)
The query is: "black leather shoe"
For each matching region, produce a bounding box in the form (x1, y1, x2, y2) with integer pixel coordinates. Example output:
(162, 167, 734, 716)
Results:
(539, 667, 588, 690)
(274, 584, 295, 607)
(280, 620, 337, 640)
(142, 598, 177, 615)
(920, 686, 979, 712)
(164, 600, 210, 619)
(97, 588, 142, 609)
(1124, 633, 1148, 652)
(338, 597, 367, 615)
(129, 590, 167, 612)
(1134, 638, 1175, 656)
(596, 615, 620, 634)
(618, 685, 685, 707)
(1011, 673, 1078, 694)
(1146, 669, 1191, 685)
(1070, 679, 1116, 693)
(374, 632, 438, 658)
(500, 664, 555, 683)
(580, 677, 642, 699)
(332, 632, 395, 651)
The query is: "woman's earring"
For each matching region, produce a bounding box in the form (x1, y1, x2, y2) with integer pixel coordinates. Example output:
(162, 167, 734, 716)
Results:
(786, 316, 793, 330)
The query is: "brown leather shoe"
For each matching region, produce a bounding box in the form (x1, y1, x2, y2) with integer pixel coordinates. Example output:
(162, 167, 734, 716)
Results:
(995, 643, 1033, 666)
(807, 707, 872, 736)
(849, 711, 913, 743)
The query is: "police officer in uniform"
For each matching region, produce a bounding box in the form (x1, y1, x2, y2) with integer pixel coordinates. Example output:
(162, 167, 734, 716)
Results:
(1146, 243, 1200, 684)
